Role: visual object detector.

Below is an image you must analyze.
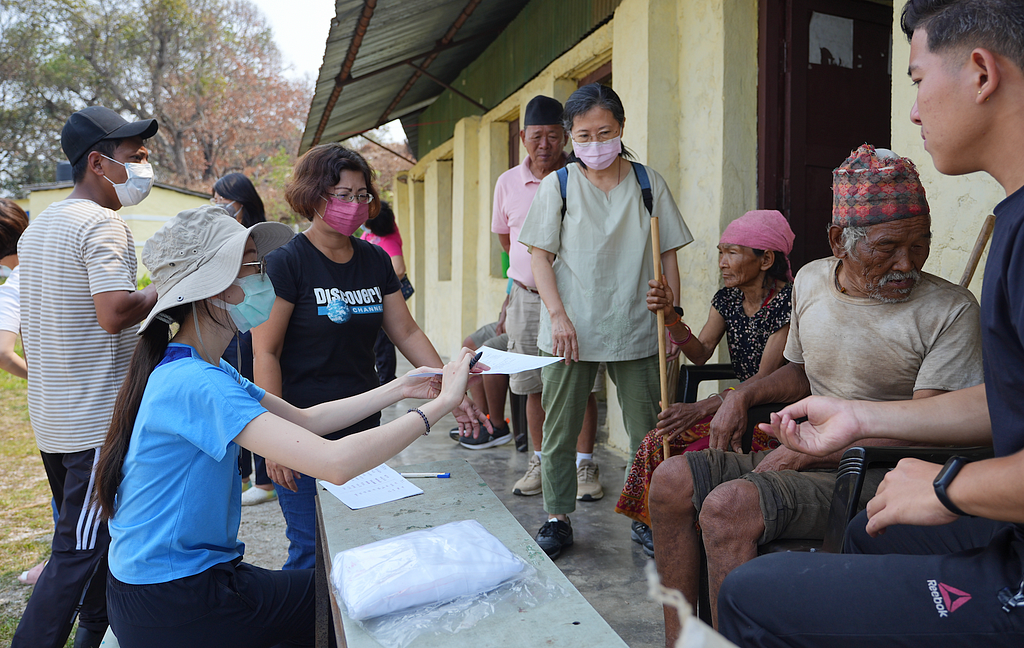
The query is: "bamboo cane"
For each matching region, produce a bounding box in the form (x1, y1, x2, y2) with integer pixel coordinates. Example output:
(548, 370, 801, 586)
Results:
(650, 217, 672, 459)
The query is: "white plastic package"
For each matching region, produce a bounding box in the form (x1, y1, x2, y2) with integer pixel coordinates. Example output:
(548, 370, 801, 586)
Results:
(332, 519, 566, 648)
(334, 519, 524, 620)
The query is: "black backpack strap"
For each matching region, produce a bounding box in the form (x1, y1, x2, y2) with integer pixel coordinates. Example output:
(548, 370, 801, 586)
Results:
(631, 161, 654, 216)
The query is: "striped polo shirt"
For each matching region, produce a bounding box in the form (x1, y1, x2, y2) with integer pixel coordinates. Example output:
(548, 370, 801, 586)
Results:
(18, 199, 140, 453)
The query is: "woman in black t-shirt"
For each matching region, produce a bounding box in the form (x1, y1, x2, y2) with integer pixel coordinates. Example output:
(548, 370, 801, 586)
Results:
(252, 144, 486, 570)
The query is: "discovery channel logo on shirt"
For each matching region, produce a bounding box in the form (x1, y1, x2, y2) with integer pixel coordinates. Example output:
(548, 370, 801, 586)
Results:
(314, 287, 384, 323)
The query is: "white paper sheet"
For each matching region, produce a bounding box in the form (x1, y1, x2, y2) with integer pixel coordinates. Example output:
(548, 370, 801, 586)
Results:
(411, 346, 564, 376)
(319, 464, 423, 510)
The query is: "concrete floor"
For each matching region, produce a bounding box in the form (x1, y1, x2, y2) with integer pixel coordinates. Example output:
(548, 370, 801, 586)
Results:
(380, 371, 665, 648)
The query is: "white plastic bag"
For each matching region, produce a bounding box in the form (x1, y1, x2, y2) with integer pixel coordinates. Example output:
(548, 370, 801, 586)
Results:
(333, 519, 525, 621)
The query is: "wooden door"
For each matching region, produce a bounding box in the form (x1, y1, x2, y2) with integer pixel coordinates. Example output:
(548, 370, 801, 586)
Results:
(759, 0, 893, 272)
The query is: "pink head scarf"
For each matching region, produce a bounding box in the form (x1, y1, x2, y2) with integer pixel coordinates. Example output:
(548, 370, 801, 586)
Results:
(718, 210, 796, 282)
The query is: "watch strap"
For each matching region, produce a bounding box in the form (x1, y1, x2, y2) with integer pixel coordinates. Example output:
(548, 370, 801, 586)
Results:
(933, 456, 970, 517)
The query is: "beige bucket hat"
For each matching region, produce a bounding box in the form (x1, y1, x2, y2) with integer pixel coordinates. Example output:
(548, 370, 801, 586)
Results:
(139, 204, 293, 333)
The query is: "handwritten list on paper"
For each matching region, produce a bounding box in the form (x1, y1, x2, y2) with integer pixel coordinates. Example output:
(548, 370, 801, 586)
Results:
(319, 464, 423, 510)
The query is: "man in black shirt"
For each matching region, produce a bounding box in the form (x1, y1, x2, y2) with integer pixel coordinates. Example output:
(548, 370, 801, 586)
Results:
(717, 1, 1024, 645)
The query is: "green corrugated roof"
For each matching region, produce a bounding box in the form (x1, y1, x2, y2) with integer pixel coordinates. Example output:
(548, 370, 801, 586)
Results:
(302, 0, 620, 158)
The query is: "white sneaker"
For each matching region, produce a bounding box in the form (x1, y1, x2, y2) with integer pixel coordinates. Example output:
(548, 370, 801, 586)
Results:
(513, 455, 543, 496)
(576, 459, 603, 501)
(241, 486, 278, 506)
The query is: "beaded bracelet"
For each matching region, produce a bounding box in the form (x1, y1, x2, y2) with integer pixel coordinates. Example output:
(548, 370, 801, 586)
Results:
(408, 408, 430, 435)
(667, 323, 693, 346)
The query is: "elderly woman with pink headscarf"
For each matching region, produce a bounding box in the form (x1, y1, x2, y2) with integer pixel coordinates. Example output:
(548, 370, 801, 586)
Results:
(616, 210, 795, 555)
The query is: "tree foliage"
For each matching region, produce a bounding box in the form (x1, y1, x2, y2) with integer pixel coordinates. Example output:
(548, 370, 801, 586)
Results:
(0, 0, 311, 206)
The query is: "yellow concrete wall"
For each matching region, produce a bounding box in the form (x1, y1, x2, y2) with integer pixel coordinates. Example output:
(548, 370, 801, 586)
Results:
(890, 4, 1003, 295)
(24, 185, 208, 278)
(392, 1, 762, 456)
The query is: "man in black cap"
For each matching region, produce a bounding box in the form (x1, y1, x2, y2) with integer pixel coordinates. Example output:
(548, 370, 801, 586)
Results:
(14, 106, 159, 648)
(488, 95, 605, 513)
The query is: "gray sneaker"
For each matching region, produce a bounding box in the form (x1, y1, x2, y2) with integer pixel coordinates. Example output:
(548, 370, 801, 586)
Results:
(513, 454, 543, 496)
(576, 459, 603, 501)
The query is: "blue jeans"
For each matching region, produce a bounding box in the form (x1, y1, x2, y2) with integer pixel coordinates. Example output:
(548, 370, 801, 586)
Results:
(274, 475, 317, 570)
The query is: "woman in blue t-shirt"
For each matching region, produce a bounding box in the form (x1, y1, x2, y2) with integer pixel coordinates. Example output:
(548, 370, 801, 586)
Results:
(252, 144, 488, 571)
(94, 205, 475, 648)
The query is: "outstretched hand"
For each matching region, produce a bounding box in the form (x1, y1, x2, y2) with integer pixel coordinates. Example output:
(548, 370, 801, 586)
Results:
(758, 396, 865, 457)
(446, 348, 493, 438)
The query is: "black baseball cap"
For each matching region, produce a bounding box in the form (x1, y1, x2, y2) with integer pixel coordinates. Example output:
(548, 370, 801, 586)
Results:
(61, 106, 159, 166)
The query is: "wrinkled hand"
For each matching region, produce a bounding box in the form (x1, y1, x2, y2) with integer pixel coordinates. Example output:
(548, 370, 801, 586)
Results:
(398, 367, 443, 400)
(550, 311, 578, 363)
(708, 394, 748, 452)
(751, 446, 814, 473)
(864, 458, 957, 537)
(646, 280, 676, 317)
(656, 402, 710, 442)
(266, 458, 301, 492)
(760, 396, 864, 457)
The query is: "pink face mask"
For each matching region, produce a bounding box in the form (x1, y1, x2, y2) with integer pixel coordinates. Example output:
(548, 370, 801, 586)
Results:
(320, 197, 369, 236)
(572, 135, 622, 170)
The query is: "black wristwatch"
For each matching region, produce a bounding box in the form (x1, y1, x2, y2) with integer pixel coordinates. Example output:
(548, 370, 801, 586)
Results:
(673, 306, 684, 318)
(933, 456, 971, 517)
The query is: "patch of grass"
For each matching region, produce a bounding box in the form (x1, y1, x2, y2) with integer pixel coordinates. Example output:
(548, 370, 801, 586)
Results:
(0, 359, 54, 645)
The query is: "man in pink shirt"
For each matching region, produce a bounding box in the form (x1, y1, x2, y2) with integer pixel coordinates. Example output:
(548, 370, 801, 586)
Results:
(491, 95, 603, 501)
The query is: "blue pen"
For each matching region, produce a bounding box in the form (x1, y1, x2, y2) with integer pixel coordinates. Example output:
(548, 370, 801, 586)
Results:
(400, 472, 451, 478)
(468, 350, 484, 370)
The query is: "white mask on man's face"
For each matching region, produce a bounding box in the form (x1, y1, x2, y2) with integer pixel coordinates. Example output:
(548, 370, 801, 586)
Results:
(101, 154, 155, 206)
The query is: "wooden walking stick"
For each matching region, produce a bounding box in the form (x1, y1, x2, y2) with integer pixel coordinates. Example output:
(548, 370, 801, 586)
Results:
(959, 214, 996, 288)
(650, 216, 672, 459)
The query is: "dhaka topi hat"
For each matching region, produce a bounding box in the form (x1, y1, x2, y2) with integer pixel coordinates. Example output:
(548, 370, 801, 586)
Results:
(139, 205, 293, 333)
(719, 210, 796, 281)
(61, 106, 159, 166)
(832, 144, 929, 227)
(524, 95, 564, 127)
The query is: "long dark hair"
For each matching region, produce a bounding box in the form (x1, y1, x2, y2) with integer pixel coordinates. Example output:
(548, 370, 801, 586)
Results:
(562, 83, 635, 167)
(214, 173, 266, 228)
(364, 200, 395, 236)
(0, 198, 29, 258)
(285, 143, 382, 221)
(94, 301, 228, 518)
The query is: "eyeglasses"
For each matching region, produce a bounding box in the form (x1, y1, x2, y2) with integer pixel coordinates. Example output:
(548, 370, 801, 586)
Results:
(240, 259, 266, 277)
(326, 192, 374, 204)
(570, 130, 620, 144)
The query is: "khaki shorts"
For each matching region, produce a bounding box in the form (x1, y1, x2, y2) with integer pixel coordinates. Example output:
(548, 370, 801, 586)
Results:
(685, 448, 885, 545)
(468, 321, 499, 348)
(507, 282, 604, 395)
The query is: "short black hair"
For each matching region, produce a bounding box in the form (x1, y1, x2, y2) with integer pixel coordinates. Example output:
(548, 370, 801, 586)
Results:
(213, 173, 266, 227)
(901, 0, 1024, 71)
(71, 138, 122, 184)
(365, 200, 395, 237)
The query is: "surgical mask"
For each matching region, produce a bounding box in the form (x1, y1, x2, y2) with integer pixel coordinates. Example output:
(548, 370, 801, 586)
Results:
(571, 135, 622, 170)
(319, 197, 369, 236)
(102, 155, 155, 206)
(211, 274, 276, 333)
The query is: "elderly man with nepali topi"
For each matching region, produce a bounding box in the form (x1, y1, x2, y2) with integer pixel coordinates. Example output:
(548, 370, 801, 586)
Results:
(648, 144, 984, 643)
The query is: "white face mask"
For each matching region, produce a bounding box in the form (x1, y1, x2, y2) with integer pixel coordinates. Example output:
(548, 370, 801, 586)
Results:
(102, 154, 155, 206)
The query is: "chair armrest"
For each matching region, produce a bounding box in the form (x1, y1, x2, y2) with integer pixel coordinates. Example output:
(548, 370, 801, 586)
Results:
(821, 445, 993, 553)
(741, 403, 793, 453)
(678, 363, 736, 403)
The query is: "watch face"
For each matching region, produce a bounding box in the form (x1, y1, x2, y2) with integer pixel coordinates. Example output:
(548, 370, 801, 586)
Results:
(674, 306, 684, 318)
